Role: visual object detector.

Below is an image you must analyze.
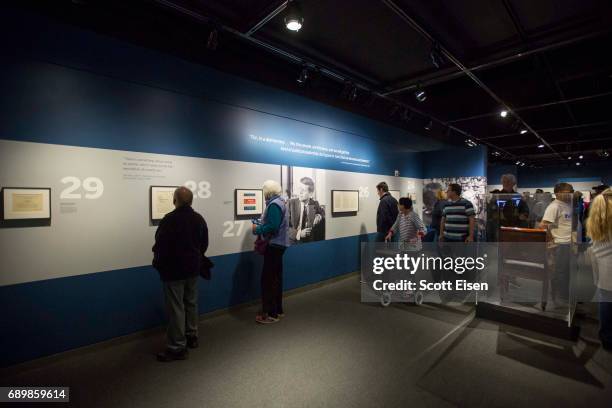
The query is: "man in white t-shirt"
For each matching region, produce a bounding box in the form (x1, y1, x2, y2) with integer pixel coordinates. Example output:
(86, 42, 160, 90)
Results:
(540, 182, 574, 306)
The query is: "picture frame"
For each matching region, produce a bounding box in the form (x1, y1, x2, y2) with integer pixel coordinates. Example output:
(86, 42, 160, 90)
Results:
(1, 187, 51, 221)
(331, 190, 359, 216)
(235, 189, 264, 219)
(150, 186, 179, 222)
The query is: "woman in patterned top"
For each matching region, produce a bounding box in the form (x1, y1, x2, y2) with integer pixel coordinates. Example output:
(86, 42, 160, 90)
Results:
(385, 197, 426, 244)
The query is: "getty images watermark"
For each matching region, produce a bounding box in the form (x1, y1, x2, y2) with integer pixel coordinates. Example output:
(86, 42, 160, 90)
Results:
(361, 242, 493, 304)
(371, 251, 489, 292)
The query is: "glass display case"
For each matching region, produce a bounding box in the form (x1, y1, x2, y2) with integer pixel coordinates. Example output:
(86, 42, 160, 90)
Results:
(476, 190, 581, 331)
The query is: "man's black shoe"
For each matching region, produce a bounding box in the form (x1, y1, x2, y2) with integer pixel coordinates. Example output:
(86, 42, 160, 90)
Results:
(186, 336, 199, 349)
(157, 348, 188, 362)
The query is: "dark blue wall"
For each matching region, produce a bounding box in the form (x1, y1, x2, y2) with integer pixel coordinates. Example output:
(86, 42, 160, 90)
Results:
(517, 163, 612, 188)
(0, 7, 442, 177)
(422, 146, 488, 178)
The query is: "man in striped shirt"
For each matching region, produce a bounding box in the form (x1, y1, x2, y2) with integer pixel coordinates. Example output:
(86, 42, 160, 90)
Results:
(440, 183, 475, 243)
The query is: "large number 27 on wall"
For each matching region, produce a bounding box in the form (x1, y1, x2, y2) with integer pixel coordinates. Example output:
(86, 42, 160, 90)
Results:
(60, 177, 104, 199)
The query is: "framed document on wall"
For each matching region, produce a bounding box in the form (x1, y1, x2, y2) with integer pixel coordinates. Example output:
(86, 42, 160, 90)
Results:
(235, 189, 264, 218)
(390, 190, 401, 201)
(331, 190, 359, 216)
(150, 186, 178, 221)
(1, 187, 51, 220)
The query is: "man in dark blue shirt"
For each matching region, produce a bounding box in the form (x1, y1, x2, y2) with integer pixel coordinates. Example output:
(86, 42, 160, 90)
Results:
(376, 181, 399, 242)
(153, 187, 208, 361)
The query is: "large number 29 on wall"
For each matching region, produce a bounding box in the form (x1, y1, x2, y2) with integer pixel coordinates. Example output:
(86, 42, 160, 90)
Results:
(60, 176, 104, 199)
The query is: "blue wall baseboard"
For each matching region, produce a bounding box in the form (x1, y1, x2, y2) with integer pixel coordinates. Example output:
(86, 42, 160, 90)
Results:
(0, 233, 375, 367)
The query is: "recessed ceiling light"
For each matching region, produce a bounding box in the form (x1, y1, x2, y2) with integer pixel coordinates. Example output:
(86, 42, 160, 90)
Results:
(579, 155, 584, 159)
(537, 144, 545, 148)
(567, 156, 572, 160)
(500, 110, 508, 118)
(576, 162, 581, 166)
(520, 129, 527, 134)
(284, 2, 304, 31)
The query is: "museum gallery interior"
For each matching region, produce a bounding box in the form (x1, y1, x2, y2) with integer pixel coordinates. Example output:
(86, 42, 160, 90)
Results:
(1, 1, 612, 407)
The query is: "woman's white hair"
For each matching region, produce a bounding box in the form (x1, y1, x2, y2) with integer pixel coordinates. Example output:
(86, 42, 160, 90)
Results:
(262, 180, 282, 199)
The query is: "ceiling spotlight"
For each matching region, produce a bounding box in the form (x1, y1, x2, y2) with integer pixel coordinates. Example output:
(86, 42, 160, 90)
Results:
(537, 144, 545, 148)
(567, 156, 572, 160)
(424, 120, 432, 131)
(429, 43, 444, 69)
(284, 1, 304, 32)
(414, 85, 427, 103)
(500, 109, 508, 118)
(520, 129, 528, 134)
(348, 85, 358, 102)
(520, 162, 526, 167)
(297, 66, 309, 85)
(601, 150, 610, 158)
(515, 161, 521, 165)
(465, 138, 478, 147)
(401, 108, 413, 122)
(492, 151, 501, 157)
(576, 162, 581, 166)
(579, 155, 584, 159)
(206, 29, 218, 51)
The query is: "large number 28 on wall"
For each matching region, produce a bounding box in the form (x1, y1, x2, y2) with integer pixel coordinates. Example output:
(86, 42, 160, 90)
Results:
(60, 176, 104, 199)
(184, 180, 211, 199)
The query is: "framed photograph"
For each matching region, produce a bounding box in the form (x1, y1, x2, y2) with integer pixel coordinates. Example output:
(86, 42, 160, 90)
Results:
(390, 190, 401, 201)
(331, 190, 359, 216)
(235, 189, 264, 218)
(1, 187, 51, 220)
(150, 186, 178, 221)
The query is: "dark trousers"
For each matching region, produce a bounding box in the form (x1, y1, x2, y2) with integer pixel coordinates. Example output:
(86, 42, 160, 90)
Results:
(262, 244, 285, 317)
(599, 289, 612, 349)
(552, 244, 570, 302)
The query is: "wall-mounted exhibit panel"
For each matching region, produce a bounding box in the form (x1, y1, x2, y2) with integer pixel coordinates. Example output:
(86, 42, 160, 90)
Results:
(1, 187, 51, 220)
(235, 189, 264, 218)
(150, 186, 178, 221)
(390, 190, 400, 201)
(331, 190, 359, 215)
(0, 139, 422, 287)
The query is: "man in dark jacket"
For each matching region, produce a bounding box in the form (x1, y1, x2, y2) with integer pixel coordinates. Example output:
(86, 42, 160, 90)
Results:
(152, 186, 208, 362)
(376, 181, 399, 242)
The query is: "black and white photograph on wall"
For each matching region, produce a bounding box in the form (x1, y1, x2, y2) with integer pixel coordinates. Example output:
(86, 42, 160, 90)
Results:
(281, 165, 326, 244)
(422, 176, 487, 240)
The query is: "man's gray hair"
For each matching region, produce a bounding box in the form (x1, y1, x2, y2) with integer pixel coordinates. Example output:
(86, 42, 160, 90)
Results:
(501, 173, 517, 186)
(262, 180, 282, 199)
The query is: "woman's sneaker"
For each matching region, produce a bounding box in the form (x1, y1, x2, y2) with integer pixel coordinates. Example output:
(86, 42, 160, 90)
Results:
(255, 315, 279, 324)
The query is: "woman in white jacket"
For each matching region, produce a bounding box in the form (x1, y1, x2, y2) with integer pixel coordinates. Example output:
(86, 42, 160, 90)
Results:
(586, 188, 612, 351)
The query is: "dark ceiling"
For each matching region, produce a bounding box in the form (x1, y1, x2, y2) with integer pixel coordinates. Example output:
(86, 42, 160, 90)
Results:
(15, 0, 612, 167)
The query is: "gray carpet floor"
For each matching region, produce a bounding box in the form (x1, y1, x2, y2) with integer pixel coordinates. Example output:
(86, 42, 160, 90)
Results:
(2, 274, 612, 408)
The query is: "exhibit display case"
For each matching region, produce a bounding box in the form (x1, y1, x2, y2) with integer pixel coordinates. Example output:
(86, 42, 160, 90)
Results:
(476, 191, 581, 334)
